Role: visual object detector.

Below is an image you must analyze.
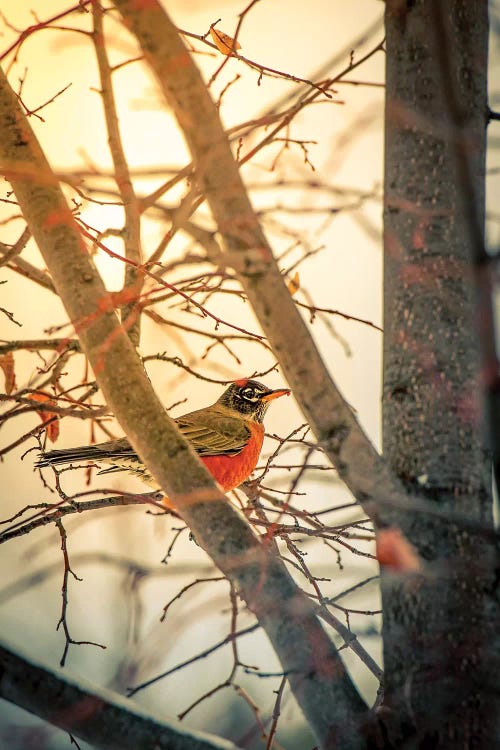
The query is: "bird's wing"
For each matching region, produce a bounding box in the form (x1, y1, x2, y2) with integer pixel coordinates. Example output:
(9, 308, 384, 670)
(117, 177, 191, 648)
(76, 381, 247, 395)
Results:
(36, 412, 251, 467)
(175, 409, 251, 457)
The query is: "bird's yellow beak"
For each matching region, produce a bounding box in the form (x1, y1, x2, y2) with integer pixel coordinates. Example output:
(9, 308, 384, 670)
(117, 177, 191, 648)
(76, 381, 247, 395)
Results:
(261, 388, 291, 402)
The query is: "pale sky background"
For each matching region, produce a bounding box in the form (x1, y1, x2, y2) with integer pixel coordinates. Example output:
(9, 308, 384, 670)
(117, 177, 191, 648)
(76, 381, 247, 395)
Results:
(0, 1, 497, 748)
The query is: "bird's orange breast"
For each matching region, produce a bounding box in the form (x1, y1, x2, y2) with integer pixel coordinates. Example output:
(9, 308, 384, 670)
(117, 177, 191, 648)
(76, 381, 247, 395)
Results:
(201, 422, 264, 492)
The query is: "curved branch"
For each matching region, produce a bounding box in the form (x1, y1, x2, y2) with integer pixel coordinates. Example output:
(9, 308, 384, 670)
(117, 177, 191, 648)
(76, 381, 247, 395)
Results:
(0, 51, 368, 750)
(0, 639, 240, 750)
(112, 0, 408, 531)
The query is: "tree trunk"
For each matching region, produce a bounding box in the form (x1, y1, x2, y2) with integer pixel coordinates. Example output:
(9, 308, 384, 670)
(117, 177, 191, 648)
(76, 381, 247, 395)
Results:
(382, 1, 499, 746)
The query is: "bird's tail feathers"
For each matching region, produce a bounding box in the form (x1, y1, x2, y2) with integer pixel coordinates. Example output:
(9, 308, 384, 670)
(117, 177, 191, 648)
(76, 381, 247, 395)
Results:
(35, 445, 105, 468)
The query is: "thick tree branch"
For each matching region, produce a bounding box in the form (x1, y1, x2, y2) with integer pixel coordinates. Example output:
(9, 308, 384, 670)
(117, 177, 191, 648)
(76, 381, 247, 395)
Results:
(112, 0, 408, 529)
(429, 1, 500, 502)
(0, 639, 240, 750)
(380, 2, 499, 746)
(0, 58, 368, 750)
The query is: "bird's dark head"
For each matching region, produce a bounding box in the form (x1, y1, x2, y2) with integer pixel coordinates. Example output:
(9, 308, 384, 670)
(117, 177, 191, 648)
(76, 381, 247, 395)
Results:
(218, 379, 291, 422)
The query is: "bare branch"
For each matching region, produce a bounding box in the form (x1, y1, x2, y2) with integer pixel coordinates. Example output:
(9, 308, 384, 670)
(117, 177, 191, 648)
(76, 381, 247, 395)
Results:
(0, 492, 166, 545)
(0, 36, 369, 750)
(92, 2, 143, 345)
(111, 0, 410, 540)
(54, 518, 106, 666)
(0, 638, 242, 750)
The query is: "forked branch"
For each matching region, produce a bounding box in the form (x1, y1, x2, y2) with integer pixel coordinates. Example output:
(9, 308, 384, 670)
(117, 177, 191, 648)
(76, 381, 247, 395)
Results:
(0, 51, 368, 750)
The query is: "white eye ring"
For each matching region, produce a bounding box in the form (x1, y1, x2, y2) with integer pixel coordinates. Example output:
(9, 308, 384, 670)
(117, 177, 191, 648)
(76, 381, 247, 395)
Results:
(242, 387, 258, 400)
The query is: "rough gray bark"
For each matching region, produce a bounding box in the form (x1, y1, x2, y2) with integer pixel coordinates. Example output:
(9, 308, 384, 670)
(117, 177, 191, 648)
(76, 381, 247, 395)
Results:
(381, 1, 500, 746)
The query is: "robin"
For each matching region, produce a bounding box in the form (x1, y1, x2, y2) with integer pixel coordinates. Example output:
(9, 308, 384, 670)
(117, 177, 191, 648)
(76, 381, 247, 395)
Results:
(36, 379, 291, 493)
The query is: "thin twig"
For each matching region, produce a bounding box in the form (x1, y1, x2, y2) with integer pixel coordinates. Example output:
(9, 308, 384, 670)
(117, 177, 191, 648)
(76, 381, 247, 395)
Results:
(54, 519, 106, 666)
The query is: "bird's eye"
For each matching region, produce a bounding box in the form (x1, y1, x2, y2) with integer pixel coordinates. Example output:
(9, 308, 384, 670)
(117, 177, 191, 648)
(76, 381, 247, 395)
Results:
(242, 386, 258, 401)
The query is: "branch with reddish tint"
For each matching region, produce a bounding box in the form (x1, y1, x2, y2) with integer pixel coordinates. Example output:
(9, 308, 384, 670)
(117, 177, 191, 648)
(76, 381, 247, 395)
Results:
(112, 0, 407, 533)
(0, 53, 368, 749)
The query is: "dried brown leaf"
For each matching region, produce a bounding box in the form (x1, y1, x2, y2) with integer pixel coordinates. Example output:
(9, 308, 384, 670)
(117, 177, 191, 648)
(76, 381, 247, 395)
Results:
(287, 271, 300, 296)
(210, 25, 241, 56)
(0, 351, 16, 394)
(30, 392, 60, 443)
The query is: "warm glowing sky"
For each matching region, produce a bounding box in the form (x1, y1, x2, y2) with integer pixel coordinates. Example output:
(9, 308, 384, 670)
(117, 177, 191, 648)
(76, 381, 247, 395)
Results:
(1, 0, 386, 490)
